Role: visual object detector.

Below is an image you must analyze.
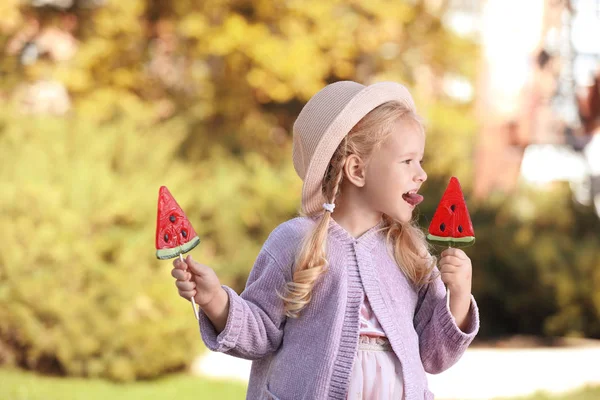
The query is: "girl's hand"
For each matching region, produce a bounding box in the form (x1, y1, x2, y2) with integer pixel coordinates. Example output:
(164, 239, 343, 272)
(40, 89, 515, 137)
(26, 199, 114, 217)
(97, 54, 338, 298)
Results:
(439, 248, 473, 331)
(439, 248, 472, 298)
(171, 255, 230, 332)
(171, 255, 222, 308)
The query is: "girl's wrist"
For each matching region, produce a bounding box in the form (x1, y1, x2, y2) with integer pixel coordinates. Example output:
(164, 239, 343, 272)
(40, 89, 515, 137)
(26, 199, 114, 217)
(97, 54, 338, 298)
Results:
(448, 284, 471, 299)
(201, 288, 230, 328)
(448, 290, 472, 330)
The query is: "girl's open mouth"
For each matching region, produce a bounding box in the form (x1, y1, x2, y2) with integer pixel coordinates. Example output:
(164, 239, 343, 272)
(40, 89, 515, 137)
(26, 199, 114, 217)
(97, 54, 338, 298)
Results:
(402, 191, 423, 206)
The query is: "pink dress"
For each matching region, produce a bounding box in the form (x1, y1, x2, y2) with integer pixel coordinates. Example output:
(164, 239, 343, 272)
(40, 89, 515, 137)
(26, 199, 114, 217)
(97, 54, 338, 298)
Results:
(347, 294, 404, 399)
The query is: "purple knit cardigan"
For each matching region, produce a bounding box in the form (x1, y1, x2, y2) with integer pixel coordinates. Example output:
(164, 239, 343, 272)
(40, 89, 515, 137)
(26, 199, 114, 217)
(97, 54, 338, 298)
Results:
(199, 217, 479, 400)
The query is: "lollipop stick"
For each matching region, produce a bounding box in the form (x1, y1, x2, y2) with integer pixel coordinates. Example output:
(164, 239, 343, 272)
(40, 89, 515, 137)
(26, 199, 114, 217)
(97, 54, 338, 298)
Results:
(181, 253, 200, 320)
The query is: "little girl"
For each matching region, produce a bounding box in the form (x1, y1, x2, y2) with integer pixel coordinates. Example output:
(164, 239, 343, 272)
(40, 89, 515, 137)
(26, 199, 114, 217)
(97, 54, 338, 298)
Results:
(171, 81, 479, 400)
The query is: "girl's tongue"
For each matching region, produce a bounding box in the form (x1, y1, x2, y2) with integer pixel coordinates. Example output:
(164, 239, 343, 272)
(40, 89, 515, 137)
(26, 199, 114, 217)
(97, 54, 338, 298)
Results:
(402, 192, 424, 206)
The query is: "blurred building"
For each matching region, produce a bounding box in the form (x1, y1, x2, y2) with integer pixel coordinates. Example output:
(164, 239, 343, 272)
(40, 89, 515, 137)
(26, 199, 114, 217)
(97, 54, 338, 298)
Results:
(448, 0, 600, 216)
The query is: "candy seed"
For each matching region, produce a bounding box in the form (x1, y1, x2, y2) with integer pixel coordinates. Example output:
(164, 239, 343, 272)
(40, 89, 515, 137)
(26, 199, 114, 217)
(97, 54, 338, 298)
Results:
(181, 230, 187, 238)
(169, 215, 176, 223)
(164, 233, 169, 242)
(458, 225, 463, 233)
(440, 223, 445, 232)
(450, 205, 456, 212)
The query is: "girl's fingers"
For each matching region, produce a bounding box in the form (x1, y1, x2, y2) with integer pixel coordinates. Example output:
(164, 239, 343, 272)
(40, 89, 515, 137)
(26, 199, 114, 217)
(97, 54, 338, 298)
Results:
(171, 268, 191, 281)
(440, 272, 451, 283)
(441, 271, 461, 283)
(173, 257, 188, 271)
(440, 256, 464, 267)
(171, 269, 192, 281)
(185, 255, 209, 276)
(441, 248, 467, 259)
(439, 260, 461, 271)
(176, 280, 196, 291)
(180, 290, 196, 299)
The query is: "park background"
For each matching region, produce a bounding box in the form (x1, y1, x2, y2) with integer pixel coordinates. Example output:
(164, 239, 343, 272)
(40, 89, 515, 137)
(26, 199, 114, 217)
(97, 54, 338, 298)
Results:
(1, 0, 600, 399)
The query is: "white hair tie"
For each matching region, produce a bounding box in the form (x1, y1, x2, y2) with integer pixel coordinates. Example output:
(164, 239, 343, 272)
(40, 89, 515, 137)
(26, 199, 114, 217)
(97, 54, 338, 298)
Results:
(323, 203, 335, 213)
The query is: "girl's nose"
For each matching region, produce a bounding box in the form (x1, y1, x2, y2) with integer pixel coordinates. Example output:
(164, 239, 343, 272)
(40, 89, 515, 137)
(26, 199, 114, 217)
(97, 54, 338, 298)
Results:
(415, 164, 427, 183)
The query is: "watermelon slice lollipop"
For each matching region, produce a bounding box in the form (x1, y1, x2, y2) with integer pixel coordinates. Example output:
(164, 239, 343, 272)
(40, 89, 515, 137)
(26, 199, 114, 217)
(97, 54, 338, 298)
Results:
(156, 186, 200, 259)
(156, 186, 201, 319)
(426, 177, 475, 307)
(426, 177, 475, 248)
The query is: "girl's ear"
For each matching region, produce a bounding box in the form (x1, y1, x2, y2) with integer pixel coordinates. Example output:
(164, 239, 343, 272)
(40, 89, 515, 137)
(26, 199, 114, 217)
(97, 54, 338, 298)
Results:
(344, 154, 366, 188)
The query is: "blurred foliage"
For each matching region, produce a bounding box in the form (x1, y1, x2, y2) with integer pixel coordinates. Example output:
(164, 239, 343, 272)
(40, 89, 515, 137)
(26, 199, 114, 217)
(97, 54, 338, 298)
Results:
(420, 179, 600, 340)
(0, 107, 202, 381)
(471, 183, 600, 339)
(0, 0, 598, 383)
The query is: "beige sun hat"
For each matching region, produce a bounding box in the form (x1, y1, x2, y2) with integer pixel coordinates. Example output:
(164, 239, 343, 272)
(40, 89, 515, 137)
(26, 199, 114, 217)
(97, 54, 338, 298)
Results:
(292, 80, 417, 215)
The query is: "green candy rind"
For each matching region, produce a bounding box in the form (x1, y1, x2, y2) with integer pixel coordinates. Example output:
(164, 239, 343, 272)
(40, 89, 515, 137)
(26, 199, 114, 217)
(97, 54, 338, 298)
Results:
(156, 236, 201, 260)
(426, 234, 475, 248)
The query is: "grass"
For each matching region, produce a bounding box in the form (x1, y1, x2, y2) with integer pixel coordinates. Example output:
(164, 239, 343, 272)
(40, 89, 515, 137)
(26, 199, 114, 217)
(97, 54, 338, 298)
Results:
(1, 367, 599, 400)
(0, 367, 248, 400)
(494, 386, 600, 400)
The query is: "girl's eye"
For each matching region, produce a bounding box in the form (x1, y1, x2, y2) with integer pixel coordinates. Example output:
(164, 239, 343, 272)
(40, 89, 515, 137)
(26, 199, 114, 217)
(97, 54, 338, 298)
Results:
(402, 159, 424, 165)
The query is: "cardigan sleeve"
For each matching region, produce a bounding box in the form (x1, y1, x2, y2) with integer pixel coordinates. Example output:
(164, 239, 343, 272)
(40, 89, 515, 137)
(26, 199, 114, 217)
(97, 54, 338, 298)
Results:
(413, 269, 480, 374)
(198, 248, 287, 360)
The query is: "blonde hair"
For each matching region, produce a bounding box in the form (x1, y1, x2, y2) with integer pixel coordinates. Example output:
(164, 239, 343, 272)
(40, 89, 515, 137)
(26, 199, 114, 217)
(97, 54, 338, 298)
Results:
(280, 101, 436, 318)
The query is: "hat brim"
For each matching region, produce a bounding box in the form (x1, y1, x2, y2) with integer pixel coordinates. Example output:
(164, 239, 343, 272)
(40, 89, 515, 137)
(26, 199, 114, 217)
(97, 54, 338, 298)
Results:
(301, 82, 416, 215)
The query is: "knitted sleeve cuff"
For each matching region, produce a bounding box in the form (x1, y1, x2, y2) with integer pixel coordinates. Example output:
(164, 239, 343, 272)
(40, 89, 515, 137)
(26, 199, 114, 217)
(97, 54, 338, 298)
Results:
(435, 293, 480, 346)
(198, 285, 245, 352)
